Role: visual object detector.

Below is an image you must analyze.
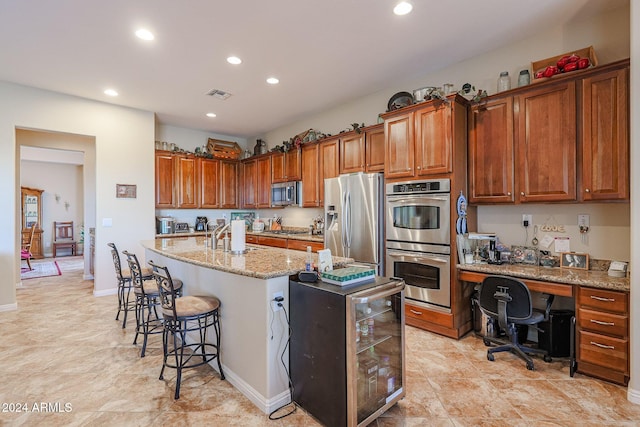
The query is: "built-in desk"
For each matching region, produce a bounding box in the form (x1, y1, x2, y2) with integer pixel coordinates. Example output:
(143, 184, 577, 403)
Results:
(458, 263, 630, 386)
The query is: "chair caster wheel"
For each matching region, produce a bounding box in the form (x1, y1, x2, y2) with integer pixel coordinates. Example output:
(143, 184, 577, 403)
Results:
(483, 338, 491, 347)
(526, 363, 534, 371)
(544, 355, 552, 363)
(487, 353, 494, 361)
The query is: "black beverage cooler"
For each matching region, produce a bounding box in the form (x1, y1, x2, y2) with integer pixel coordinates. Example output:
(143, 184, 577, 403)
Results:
(289, 276, 405, 427)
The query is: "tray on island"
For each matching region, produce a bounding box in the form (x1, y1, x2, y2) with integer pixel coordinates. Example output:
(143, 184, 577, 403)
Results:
(320, 266, 375, 286)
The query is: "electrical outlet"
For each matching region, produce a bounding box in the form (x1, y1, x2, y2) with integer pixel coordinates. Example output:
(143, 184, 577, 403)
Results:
(522, 214, 532, 227)
(271, 291, 284, 312)
(578, 214, 590, 228)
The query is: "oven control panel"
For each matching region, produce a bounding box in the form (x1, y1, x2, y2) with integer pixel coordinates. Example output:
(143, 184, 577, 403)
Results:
(387, 179, 450, 195)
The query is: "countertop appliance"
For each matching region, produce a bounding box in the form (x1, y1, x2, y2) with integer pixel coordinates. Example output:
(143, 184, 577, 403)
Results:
(156, 216, 175, 234)
(174, 222, 190, 233)
(271, 181, 301, 207)
(195, 216, 208, 232)
(324, 173, 384, 275)
(290, 276, 405, 427)
(385, 179, 452, 311)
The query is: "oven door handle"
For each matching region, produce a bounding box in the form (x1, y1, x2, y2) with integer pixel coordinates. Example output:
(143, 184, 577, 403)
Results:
(386, 196, 449, 204)
(387, 249, 449, 264)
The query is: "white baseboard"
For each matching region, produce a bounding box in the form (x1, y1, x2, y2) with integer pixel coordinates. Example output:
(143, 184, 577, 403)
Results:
(83, 274, 94, 280)
(628, 386, 640, 405)
(219, 364, 291, 414)
(93, 287, 117, 297)
(0, 302, 18, 312)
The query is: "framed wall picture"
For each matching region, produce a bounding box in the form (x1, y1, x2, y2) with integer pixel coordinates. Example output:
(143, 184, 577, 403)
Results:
(116, 184, 137, 199)
(560, 252, 589, 270)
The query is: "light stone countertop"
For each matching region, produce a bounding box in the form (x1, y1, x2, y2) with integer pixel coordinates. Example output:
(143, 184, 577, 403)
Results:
(144, 236, 349, 279)
(458, 263, 630, 292)
(155, 230, 324, 243)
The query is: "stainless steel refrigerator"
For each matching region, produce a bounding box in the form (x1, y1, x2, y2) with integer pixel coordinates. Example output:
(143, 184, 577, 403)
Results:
(325, 172, 384, 275)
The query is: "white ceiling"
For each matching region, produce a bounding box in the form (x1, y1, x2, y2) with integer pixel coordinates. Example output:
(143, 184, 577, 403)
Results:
(0, 0, 626, 138)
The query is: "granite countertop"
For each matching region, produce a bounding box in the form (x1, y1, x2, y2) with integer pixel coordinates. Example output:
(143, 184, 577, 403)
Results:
(144, 236, 349, 279)
(458, 263, 630, 293)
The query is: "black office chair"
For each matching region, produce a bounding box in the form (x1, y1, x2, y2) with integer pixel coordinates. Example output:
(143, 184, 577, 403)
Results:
(478, 275, 553, 370)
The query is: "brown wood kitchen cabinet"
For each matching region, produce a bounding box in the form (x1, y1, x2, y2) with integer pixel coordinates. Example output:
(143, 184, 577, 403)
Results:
(516, 81, 577, 202)
(383, 95, 467, 181)
(580, 64, 629, 201)
(301, 142, 320, 207)
(199, 157, 220, 208)
(256, 155, 272, 208)
(468, 59, 629, 204)
(219, 160, 239, 209)
(339, 124, 385, 174)
(576, 286, 629, 385)
(272, 148, 301, 183)
(176, 154, 199, 209)
(155, 150, 177, 208)
(319, 136, 340, 205)
(241, 158, 257, 208)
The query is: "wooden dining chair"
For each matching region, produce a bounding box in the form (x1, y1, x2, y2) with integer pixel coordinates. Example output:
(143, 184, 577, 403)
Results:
(21, 223, 36, 270)
(53, 221, 77, 257)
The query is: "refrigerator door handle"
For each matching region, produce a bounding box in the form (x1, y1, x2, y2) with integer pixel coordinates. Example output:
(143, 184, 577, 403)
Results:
(341, 190, 348, 250)
(352, 280, 405, 304)
(345, 191, 352, 249)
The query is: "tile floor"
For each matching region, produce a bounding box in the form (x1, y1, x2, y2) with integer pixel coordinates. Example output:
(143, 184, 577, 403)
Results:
(1, 257, 639, 426)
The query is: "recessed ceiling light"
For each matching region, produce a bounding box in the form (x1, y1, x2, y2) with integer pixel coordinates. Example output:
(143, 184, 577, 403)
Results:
(206, 113, 217, 118)
(104, 89, 118, 97)
(266, 77, 279, 85)
(135, 28, 154, 41)
(227, 56, 242, 65)
(393, 1, 413, 15)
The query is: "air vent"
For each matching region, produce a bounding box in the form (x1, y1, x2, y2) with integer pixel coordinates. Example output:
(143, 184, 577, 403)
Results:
(205, 89, 232, 100)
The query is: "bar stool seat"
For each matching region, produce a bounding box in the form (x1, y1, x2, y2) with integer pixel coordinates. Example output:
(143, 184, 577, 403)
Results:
(149, 260, 224, 399)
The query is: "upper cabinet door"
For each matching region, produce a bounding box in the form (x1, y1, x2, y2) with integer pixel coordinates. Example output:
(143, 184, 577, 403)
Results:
(415, 103, 452, 176)
(285, 148, 302, 181)
(340, 132, 365, 174)
(384, 111, 415, 179)
(155, 151, 176, 208)
(219, 160, 239, 209)
(242, 158, 257, 209)
(301, 143, 320, 207)
(256, 156, 273, 208)
(580, 67, 629, 201)
(515, 81, 577, 202)
(365, 125, 385, 172)
(199, 158, 220, 208)
(319, 137, 340, 205)
(176, 154, 199, 208)
(468, 97, 515, 203)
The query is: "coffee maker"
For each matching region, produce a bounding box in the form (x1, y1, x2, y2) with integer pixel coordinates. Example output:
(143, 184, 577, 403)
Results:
(195, 216, 208, 232)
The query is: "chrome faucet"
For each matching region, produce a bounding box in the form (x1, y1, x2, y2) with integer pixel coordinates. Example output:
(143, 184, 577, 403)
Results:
(212, 222, 231, 250)
(205, 220, 219, 248)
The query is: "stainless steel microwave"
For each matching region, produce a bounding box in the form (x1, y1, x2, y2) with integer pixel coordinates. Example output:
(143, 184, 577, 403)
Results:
(271, 181, 302, 207)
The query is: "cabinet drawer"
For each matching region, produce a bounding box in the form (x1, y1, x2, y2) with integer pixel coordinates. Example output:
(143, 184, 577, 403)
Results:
(578, 287, 628, 314)
(246, 235, 258, 244)
(578, 330, 628, 373)
(405, 302, 453, 328)
(578, 308, 628, 338)
(287, 239, 324, 252)
(257, 236, 287, 248)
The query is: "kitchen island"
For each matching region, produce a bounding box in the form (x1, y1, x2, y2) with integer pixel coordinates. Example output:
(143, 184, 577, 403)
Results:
(142, 236, 352, 413)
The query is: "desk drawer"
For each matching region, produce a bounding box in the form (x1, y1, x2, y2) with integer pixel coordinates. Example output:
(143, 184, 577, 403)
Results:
(578, 330, 628, 373)
(578, 308, 627, 338)
(578, 287, 627, 314)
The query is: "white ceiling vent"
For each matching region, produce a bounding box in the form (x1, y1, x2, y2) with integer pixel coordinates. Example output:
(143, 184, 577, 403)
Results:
(205, 89, 232, 100)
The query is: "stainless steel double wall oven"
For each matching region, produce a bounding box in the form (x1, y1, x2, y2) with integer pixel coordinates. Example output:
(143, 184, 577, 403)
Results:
(385, 179, 452, 312)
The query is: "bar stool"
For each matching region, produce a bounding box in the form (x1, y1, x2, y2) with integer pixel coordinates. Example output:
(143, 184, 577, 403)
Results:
(148, 260, 225, 399)
(123, 251, 182, 357)
(108, 243, 153, 328)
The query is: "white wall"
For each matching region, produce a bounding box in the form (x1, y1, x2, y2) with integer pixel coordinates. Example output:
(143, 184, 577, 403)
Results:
(0, 81, 155, 307)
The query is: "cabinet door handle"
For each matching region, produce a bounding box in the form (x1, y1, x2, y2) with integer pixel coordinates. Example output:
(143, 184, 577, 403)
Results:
(585, 188, 590, 193)
(520, 192, 525, 196)
(590, 295, 615, 302)
(406, 168, 411, 171)
(409, 309, 423, 315)
(590, 341, 615, 350)
(507, 192, 512, 196)
(416, 166, 421, 170)
(590, 319, 615, 326)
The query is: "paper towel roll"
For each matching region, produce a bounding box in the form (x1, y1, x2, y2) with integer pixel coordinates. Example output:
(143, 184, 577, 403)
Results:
(231, 220, 246, 253)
